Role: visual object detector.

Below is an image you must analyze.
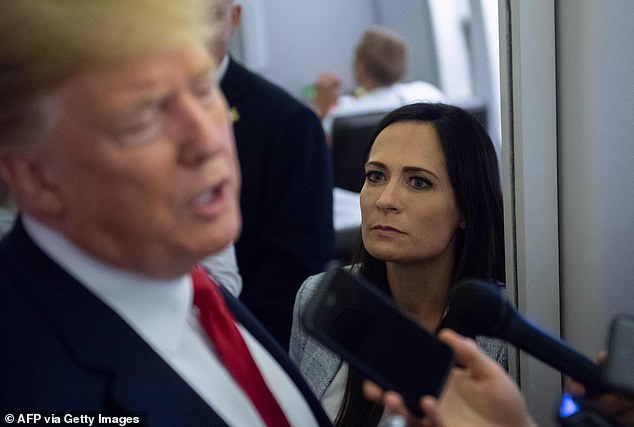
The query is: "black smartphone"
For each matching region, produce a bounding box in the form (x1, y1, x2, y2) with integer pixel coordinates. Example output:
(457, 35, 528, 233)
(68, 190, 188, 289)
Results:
(302, 264, 454, 415)
(603, 313, 634, 397)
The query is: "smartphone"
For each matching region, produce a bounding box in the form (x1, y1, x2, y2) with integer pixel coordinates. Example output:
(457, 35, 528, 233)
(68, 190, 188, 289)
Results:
(302, 264, 454, 415)
(603, 313, 634, 397)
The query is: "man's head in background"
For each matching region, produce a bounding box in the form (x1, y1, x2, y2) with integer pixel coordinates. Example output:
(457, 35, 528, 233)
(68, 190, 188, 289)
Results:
(353, 26, 408, 91)
(209, 0, 242, 64)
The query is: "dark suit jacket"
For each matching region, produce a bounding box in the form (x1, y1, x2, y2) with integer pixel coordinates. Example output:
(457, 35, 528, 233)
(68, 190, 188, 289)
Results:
(221, 58, 335, 349)
(0, 220, 332, 427)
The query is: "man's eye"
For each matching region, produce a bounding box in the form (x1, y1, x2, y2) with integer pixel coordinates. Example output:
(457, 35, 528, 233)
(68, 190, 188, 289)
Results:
(114, 111, 162, 145)
(192, 80, 216, 106)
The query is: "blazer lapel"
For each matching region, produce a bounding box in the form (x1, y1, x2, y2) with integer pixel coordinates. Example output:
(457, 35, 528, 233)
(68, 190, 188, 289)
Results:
(302, 337, 343, 399)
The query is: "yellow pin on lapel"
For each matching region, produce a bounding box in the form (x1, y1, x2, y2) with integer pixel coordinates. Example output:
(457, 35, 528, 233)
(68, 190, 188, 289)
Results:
(230, 107, 240, 123)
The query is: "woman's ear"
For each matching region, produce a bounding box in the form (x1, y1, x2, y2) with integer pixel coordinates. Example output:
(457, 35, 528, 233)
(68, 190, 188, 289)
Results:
(0, 152, 64, 218)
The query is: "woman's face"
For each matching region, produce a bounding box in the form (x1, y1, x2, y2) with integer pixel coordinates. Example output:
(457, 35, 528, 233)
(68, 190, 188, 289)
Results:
(360, 121, 463, 265)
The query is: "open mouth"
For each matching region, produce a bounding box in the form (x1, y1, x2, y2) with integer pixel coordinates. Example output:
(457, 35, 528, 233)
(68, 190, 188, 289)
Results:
(191, 179, 231, 216)
(193, 185, 222, 206)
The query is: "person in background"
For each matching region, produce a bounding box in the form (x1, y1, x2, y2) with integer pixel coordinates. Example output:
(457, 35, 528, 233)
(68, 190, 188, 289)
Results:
(290, 102, 507, 426)
(312, 27, 446, 136)
(0, 1, 331, 425)
(209, 0, 336, 349)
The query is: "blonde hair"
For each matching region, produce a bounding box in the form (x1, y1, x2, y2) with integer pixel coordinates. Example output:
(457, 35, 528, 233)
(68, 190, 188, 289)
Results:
(354, 26, 408, 87)
(0, 0, 217, 148)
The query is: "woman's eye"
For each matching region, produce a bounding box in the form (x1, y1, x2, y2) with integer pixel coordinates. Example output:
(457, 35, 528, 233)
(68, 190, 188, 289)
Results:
(410, 176, 432, 189)
(365, 170, 385, 183)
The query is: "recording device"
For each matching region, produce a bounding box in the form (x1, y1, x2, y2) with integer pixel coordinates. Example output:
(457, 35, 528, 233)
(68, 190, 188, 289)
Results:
(302, 263, 454, 415)
(444, 278, 605, 392)
(558, 314, 634, 427)
(603, 314, 634, 397)
(558, 393, 623, 427)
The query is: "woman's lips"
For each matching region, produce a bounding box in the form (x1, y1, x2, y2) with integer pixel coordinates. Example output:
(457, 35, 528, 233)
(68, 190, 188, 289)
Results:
(371, 224, 404, 234)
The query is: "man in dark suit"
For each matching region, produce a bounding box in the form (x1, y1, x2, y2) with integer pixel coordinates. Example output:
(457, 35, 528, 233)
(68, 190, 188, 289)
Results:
(0, 2, 330, 425)
(211, 0, 335, 349)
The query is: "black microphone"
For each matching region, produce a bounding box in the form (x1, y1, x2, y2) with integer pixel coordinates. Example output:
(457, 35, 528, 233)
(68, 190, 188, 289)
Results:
(444, 278, 605, 392)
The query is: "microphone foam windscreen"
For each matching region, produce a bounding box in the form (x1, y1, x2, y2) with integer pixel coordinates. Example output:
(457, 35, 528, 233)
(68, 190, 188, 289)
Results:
(445, 279, 509, 337)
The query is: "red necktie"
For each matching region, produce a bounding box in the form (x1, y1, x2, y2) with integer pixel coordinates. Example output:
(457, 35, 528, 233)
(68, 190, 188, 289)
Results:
(191, 265, 291, 427)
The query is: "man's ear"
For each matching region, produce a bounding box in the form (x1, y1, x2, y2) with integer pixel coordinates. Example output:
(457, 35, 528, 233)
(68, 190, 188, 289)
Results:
(0, 153, 64, 217)
(230, 4, 242, 36)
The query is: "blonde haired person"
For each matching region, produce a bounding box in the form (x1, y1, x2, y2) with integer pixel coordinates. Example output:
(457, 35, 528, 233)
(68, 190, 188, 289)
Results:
(313, 27, 445, 135)
(0, 2, 330, 425)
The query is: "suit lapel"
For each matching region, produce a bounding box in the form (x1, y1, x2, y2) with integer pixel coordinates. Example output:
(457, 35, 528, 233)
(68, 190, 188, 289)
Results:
(221, 286, 333, 427)
(220, 57, 250, 107)
(302, 337, 343, 399)
(2, 220, 226, 426)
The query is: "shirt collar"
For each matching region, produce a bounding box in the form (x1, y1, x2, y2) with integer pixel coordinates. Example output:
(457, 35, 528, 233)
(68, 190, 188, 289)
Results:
(22, 215, 192, 355)
(361, 84, 398, 98)
(216, 54, 230, 83)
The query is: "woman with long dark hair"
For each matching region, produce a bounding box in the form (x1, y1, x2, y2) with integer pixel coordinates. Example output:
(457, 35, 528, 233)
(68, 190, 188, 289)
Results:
(290, 102, 507, 426)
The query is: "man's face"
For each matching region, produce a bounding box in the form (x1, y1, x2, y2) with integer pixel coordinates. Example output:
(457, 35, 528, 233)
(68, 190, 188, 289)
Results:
(36, 43, 241, 277)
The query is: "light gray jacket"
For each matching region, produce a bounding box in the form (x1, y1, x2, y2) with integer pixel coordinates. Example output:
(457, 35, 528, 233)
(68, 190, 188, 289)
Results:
(289, 271, 508, 399)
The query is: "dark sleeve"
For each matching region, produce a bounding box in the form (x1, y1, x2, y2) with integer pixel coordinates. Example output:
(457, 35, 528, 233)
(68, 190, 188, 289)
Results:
(239, 105, 335, 349)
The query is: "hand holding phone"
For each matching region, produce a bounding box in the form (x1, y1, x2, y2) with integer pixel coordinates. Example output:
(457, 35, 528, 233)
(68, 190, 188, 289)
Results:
(302, 264, 454, 415)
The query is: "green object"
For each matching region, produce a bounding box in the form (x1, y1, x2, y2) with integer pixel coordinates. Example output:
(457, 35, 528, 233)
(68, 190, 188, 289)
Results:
(302, 83, 315, 101)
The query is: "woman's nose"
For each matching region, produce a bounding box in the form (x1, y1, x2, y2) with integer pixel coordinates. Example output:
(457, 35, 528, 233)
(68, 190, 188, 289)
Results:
(375, 182, 401, 212)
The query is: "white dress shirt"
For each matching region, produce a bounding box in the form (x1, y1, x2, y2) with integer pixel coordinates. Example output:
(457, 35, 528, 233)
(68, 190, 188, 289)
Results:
(202, 244, 243, 296)
(23, 215, 318, 427)
(323, 81, 446, 134)
(216, 54, 230, 83)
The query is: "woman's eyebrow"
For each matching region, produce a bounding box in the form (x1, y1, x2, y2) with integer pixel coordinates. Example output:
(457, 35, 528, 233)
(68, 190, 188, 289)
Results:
(402, 166, 439, 179)
(364, 160, 386, 169)
(365, 160, 440, 180)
